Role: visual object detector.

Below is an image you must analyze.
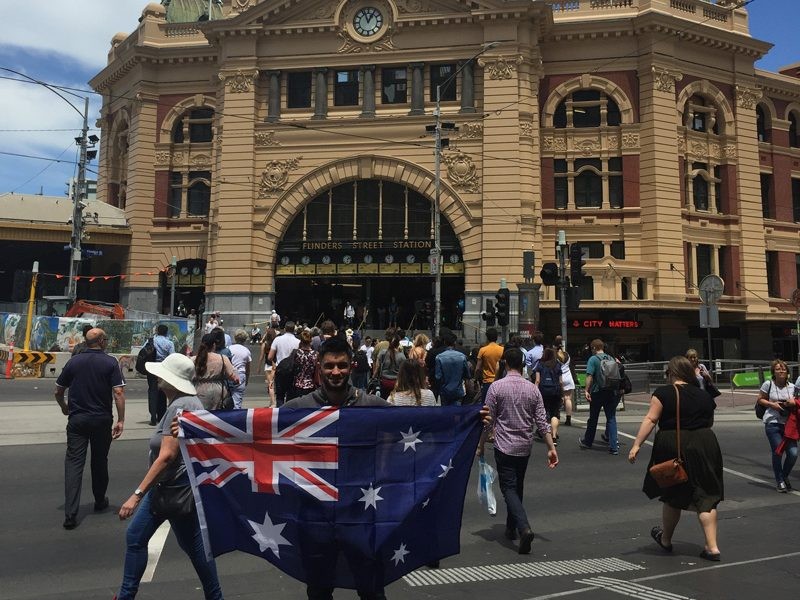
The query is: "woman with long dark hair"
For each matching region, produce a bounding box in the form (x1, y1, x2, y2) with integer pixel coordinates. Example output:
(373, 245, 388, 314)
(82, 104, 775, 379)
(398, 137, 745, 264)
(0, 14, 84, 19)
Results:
(629, 356, 723, 561)
(389, 360, 436, 406)
(532, 347, 563, 443)
(374, 334, 406, 399)
(287, 329, 319, 400)
(191, 333, 238, 410)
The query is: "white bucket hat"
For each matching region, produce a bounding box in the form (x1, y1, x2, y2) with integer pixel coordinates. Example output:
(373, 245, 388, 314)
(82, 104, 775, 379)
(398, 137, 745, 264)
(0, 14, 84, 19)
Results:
(145, 353, 197, 396)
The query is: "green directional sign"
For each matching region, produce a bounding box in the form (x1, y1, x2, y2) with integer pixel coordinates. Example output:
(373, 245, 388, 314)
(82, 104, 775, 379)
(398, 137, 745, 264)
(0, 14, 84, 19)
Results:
(732, 371, 771, 388)
(576, 373, 586, 387)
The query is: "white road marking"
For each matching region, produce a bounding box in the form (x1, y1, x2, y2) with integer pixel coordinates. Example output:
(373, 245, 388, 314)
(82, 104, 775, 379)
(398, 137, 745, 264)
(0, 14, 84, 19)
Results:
(141, 521, 171, 583)
(577, 576, 694, 599)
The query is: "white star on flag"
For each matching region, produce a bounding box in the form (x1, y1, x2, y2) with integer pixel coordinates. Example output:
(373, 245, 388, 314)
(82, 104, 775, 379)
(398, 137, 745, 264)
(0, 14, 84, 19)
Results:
(359, 483, 384, 510)
(391, 542, 410, 566)
(399, 427, 422, 452)
(248, 511, 292, 558)
(422, 498, 430, 508)
(438, 459, 454, 478)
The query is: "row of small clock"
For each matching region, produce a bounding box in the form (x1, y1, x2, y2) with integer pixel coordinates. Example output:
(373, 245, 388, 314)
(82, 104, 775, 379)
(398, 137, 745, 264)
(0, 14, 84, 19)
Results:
(280, 254, 461, 266)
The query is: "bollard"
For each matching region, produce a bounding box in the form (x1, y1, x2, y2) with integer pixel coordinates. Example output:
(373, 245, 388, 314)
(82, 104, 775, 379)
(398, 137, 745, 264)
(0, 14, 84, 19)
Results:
(5, 342, 14, 379)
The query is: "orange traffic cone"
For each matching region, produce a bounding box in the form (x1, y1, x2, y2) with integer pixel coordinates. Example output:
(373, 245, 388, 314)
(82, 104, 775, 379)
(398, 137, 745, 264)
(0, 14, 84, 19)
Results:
(5, 341, 14, 379)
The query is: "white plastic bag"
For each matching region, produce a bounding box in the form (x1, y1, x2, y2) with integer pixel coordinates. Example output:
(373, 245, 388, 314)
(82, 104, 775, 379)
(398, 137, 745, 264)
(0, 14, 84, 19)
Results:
(477, 455, 497, 516)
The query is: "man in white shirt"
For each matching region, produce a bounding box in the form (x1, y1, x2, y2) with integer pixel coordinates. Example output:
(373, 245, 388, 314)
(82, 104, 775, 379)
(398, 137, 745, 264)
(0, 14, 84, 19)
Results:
(524, 331, 544, 375)
(228, 330, 252, 409)
(268, 321, 300, 406)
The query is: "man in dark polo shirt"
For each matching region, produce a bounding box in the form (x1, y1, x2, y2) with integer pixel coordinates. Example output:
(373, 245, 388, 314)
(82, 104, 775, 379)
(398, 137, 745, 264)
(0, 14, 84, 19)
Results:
(55, 328, 126, 530)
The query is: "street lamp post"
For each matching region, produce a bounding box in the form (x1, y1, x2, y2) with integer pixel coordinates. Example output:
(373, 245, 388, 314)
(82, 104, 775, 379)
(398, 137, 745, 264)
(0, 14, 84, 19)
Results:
(431, 41, 498, 338)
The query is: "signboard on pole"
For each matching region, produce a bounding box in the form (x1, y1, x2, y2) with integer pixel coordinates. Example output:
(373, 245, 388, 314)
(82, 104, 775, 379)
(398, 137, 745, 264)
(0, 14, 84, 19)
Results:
(699, 304, 719, 329)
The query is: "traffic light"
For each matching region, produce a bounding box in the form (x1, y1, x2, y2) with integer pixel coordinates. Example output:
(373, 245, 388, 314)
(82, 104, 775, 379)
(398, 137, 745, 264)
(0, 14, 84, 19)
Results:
(570, 243, 586, 287)
(495, 288, 510, 327)
(567, 286, 581, 310)
(482, 299, 496, 326)
(540, 262, 559, 286)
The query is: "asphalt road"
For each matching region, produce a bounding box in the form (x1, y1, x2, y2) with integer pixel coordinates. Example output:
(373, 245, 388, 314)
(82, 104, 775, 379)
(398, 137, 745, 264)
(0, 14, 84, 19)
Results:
(1, 377, 797, 600)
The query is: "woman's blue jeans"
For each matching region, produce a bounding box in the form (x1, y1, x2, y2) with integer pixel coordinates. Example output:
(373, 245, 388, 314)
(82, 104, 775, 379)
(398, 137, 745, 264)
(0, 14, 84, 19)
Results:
(765, 422, 798, 484)
(117, 489, 223, 599)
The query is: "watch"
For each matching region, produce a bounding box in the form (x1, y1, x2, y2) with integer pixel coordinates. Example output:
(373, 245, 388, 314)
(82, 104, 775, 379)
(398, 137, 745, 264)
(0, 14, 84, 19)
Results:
(353, 6, 383, 37)
(134, 488, 144, 498)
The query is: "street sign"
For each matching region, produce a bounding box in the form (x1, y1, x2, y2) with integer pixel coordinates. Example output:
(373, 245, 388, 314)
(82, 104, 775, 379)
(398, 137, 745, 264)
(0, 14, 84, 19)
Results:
(732, 371, 771, 388)
(699, 304, 719, 329)
(429, 250, 440, 275)
(698, 275, 724, 305)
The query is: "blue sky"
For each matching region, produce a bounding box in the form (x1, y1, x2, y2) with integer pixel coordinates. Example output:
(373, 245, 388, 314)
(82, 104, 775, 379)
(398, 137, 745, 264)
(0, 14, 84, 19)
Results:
(0, 1, 797, 198)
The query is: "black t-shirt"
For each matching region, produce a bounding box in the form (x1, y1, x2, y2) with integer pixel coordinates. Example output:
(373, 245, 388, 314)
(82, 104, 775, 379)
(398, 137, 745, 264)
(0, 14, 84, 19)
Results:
(56, 349, 125, 419)
(653, 382, 715, 430)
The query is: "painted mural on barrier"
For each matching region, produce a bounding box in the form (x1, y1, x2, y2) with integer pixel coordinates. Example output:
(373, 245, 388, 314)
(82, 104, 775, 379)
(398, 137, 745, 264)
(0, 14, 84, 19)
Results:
(0, 313, 195, 354)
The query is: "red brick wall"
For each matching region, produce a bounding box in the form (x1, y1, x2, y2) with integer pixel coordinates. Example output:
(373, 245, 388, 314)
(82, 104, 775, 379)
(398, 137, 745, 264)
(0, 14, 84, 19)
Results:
(721, 164, 737, 215)
(154, 171, 169, 218)
(623, 154, 639, 207)
(723, 245, 739, 296)
(778, 251, 798, 298)
(541, 158, 554, 209)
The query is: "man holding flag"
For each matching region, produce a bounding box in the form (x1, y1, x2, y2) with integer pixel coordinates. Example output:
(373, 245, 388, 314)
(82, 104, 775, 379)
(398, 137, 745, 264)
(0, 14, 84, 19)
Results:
(178, 336, 488, 600)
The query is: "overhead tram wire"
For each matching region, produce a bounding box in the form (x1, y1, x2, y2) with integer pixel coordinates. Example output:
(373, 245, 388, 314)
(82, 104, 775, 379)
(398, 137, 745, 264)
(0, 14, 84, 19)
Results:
(9, 143, 75, 194)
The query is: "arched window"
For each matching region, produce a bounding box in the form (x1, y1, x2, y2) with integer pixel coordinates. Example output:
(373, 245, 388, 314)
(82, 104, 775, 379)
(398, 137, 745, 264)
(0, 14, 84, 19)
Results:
(756, 104, 770, 143)
(172, 108, 214, 144)
(165, 105, 214, 219)
(553, 89, 623, 129)
(790, 112, 799, 148)
(687, 95, 720, 135)
(187, 173, 211, 216)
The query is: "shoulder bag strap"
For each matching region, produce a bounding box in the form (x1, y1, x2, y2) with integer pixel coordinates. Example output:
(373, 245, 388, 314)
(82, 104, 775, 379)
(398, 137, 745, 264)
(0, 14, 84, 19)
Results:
(674, 383, 682, 462)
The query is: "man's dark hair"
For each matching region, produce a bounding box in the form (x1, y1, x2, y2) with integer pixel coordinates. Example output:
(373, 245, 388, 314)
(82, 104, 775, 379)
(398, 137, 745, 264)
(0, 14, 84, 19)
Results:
(319, 336, 353, 361)
(320, 320, 336, 335)
(156, 324, 168, 336)
(533, 331, 544, 345)
(81, 324, 93, 337)
(284, 321, 296, 333)
(486, 328, 498, 342)
(502, 347, 524, 371)
(440, 328, 456, 346)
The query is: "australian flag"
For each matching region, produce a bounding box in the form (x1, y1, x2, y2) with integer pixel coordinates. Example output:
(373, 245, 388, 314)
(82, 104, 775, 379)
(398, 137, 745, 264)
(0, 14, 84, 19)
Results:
(178, 405, 482, 591)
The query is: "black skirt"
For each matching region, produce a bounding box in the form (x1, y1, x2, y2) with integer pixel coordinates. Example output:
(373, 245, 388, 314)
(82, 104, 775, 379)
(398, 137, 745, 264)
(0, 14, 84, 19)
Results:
(643, 427, 724, 513)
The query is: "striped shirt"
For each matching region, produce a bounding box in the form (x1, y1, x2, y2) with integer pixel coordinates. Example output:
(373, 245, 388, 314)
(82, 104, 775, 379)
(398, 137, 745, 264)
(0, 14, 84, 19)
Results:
(486, 370, 551, 456)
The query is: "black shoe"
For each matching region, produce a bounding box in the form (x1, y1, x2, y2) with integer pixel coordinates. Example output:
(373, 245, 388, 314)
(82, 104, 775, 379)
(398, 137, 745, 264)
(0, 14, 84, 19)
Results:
(578, 437, 590, 449)
(63, 516, 77, 530)
(778, 481, 788, 493)
(699, 549, 721, 562)
(149, 418, 157, 426)
(426, 560, 440, 569)
(518, 529, 534, 554)
(564, 415, 572, 426)
(94, 497, 109, 512)
(504, 527, 518, 540)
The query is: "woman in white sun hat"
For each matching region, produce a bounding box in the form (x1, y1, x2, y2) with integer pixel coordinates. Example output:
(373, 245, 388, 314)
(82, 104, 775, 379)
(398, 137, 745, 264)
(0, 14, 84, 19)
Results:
(114, 353, 223, 599)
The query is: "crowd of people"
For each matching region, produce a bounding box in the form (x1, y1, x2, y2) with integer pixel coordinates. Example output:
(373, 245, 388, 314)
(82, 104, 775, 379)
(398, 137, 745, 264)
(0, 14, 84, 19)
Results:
(51, 318, 800, 598)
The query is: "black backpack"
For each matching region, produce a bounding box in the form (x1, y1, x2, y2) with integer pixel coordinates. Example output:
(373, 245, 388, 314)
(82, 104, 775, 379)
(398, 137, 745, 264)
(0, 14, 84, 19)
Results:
(274, 349, 298, 391)
(352, 350, 371, 374)
(135, 338, 156, 375)
(537, 362, 561, 397)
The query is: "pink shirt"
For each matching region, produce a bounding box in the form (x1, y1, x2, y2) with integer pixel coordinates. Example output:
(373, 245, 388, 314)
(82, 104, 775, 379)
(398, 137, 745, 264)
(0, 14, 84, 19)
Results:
(486, 371, 551, 456)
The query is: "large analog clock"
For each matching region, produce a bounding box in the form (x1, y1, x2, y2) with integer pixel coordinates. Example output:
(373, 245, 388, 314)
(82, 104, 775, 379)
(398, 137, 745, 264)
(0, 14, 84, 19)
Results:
(353, 7, 383, 37)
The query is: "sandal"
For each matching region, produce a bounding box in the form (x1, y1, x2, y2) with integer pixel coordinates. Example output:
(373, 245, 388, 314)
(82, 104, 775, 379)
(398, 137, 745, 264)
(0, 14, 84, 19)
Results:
(650, 526, 672, 552)
(699, 549, 721, 562)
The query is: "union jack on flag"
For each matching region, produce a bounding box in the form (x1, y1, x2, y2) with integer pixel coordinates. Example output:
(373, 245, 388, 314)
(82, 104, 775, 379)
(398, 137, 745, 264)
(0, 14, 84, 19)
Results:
(178, 405, 482, 592)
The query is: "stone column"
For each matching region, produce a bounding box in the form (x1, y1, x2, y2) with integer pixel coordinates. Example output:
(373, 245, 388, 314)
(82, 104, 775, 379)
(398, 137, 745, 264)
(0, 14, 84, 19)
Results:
(361, 65, 375, 118)
(409, 63, 425, 115)
(313, 68, 328, 120)
(460, 60, 475, 113)
(266, 70, 281, 122)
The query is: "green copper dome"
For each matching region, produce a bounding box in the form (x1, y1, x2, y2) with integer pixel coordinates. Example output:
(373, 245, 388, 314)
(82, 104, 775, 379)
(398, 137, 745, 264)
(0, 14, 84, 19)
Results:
(161, 0, 223, 23)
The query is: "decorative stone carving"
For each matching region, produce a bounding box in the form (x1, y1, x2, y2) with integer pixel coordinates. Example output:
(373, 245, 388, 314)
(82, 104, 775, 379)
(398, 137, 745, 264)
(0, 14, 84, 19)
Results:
(396, 0, 431, 12)
(709, 142, 721, 159)
(258, 157, 302, 196)
(457, 123, 483, 140)
(191, 154, 211, 167)
(155, 151, 171, 165)
(724, 144, 737, 159)
(607, 136, 619, 150)
(689, 142, 708, 158)
(314, 4, 336, 19)
(735, 85, 762, 110)
(575, 139, 598, 156)
(621, 133, 639, 149)
(677, 137, 686, 155)
(442, 151, 480, 193)
(255, 131, 282, 147)
(520, 121, 534, 138)
(231, 0, 253, 12)
(542, 136, 567, 152)
(337, 26, 395, 53)
(478, 55, 524, 80)
(218, 70, 259, 94)
(652, 66, 683, 93)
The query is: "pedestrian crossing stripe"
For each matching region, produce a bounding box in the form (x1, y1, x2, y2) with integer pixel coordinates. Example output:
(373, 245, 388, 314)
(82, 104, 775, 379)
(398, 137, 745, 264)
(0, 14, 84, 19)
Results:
(403, 557, 644, 586)
(13, 351, 55, 365)
(576, 576, 695, 599)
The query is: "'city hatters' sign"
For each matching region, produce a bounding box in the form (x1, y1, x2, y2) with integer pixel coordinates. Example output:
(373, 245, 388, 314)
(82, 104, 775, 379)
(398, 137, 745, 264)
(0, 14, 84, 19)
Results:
(570, 319, 643, 329)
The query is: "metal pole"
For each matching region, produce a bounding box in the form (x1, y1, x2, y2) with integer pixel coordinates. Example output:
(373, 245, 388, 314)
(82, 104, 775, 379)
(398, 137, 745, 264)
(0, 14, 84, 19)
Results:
(23, 261, 39, 352)
(170, 256, 177, 316)
(67, 97, 89, 302)
(707, 321, 713, 367)
(796, 306, 800, 367)
(558, 230, 568, 350)
(433, 85, 442, 339)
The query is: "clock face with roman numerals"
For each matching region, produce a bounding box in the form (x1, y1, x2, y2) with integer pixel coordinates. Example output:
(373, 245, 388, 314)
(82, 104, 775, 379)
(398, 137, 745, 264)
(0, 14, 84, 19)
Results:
(353, 7, 383, 37)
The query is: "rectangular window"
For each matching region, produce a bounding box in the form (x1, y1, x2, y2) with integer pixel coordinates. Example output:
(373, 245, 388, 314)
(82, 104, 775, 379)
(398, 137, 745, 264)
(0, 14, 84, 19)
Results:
(287, 72, 312, 108)
(574, 172, 602, 208)
(382, 67, 407, 104)
(334, 70, 360, 106)
(430, 64, 457, 102)
(793, 179, 800, 222)
(168, 172, 182, 218)
(621, 277, 630, 300)
(693, 175, 709, 211)
(766, 251, 779, 297)
(609, 175, 623, 208)
(579, 276, 594, 301)
(696, 244, 712, 285)
(637, 278, 647, 300)
(554, 159, 568, 209)
(186, 171, 210, 216)
(761, 173, 773, 219)
(611, 241, 625, 259)
(580, 241, 604, 259)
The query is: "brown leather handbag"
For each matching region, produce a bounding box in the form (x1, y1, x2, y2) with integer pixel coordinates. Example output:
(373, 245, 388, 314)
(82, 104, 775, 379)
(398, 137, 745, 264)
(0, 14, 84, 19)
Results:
(649, 384, 689, 488)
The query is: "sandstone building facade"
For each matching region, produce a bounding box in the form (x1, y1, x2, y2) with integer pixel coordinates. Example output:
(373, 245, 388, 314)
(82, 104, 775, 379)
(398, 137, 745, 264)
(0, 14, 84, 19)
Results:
(90, 0, 800, 360)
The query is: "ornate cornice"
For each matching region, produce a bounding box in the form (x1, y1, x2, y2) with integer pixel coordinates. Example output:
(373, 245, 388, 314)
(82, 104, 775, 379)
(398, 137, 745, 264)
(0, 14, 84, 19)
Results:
(255, 131, 281, 147)
(218, 70, 259, 94)
(337, 26, 395, 54)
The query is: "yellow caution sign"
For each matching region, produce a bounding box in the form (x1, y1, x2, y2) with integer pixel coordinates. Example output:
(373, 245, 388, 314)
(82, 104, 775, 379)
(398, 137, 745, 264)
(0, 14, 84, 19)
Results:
(14, 351, 55, 366)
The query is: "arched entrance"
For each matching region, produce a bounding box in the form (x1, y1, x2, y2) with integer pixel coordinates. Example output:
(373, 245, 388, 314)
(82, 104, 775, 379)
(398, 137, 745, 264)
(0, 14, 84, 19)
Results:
(275, 179, 465, 330)
(160, 259, 207, 316)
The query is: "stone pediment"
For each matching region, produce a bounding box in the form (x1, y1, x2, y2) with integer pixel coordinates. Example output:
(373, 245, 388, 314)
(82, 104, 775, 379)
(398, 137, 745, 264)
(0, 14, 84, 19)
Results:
(221, 0, 526, 31)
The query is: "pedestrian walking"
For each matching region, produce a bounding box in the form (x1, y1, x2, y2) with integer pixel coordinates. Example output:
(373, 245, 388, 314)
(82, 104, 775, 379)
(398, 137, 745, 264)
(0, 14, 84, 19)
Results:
(434, 330, 471, 406)
(228, 329, 252, 409)
(55, 328, 125, 529)
(554, 336, 576, 426)
(388, 360, 436, 406)
(147, 324, 175, 425)
(475, 327, 504, 403)
(288, 329, 319, 400)
(628, 356, 723, 561)
(532, 347, 563, 444)
(578, 339, 621, 455)
(115, 353, 223, 599)
(756, 359, 797, 492)
(191, 333, 239, 410)
(477, 347, 558, 554)
(269, 321, 300, 405)
(373, 334, 406, 399)
(259, 328, 278, 406)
